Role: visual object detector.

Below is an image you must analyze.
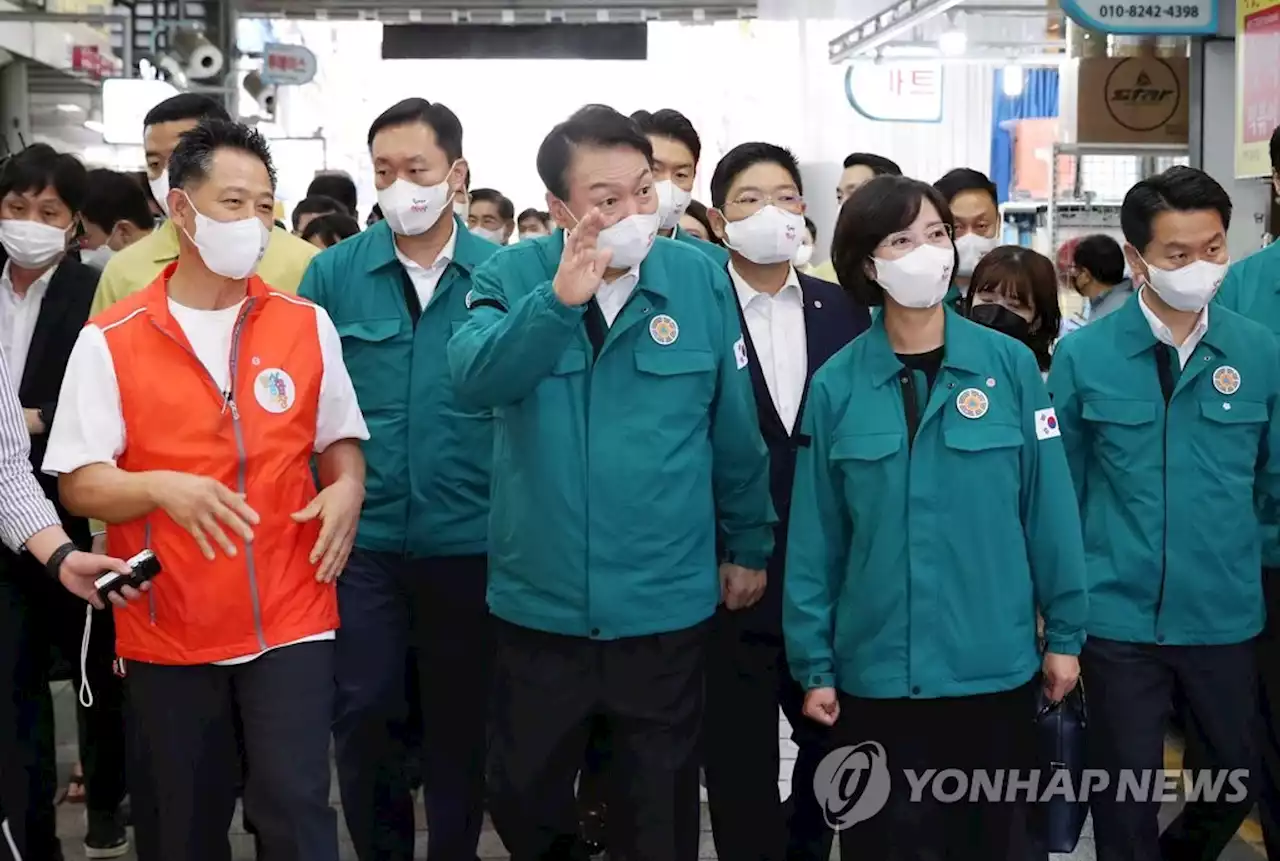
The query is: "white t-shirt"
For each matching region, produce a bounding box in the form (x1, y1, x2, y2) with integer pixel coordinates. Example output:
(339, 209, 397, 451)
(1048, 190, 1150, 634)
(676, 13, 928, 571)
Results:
(43, 294, 370, 665)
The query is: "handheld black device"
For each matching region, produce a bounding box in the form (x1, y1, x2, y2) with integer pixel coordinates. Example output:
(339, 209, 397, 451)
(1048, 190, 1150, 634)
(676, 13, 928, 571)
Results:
(94, 549, 162, 604)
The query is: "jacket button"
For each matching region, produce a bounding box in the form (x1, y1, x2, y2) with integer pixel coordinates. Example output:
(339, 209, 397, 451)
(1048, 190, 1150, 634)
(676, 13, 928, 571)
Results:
(590, 628, 601, 637)
(1156, 634, 1165, 644)
(911, 685, 921, 695)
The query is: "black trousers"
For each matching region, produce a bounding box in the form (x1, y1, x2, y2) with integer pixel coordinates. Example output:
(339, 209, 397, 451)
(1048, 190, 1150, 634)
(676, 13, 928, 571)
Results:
(830, 678, 1038, 861)
(702, 607, 831, 861)
(125, 640, 338, 861)
(1256, 567, 1280, 859)
(332, 550, 490, 861)
(1082, 636, 1257, 861)
(0, 558, 126, 861)
(488, 618, 707, 861)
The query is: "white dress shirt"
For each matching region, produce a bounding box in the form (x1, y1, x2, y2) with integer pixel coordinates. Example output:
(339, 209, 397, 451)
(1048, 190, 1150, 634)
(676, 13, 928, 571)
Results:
(394, 219, 458, 310)
(596, 267, 640, 326)
(729, 264, 807, 433)
(1137, 288, 1209, 370)
(43, 294, 370, 666)
(0, 261, 56, 386)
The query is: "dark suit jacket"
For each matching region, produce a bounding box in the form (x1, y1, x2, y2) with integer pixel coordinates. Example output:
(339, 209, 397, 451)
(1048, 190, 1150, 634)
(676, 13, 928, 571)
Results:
(1, 252, 99, 553)
(734, 272, 872, 636)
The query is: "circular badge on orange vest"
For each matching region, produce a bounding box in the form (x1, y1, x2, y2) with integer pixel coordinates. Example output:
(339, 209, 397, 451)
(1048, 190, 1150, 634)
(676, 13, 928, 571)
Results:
(254, 368, 296, 414)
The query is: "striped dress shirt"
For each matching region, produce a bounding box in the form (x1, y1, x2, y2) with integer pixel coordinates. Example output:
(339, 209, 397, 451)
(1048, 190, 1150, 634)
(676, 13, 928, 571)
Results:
(0, 344, 59, 552)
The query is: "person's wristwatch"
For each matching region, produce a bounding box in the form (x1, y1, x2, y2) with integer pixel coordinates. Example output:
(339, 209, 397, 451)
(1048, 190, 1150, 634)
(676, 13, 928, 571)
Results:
(44, 541, 77, 580)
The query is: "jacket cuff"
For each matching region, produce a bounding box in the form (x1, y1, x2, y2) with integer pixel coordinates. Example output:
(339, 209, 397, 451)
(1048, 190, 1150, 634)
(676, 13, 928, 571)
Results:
(534, 280, 586, 326)
(725, 551, 768, 570)
(1043, 631, 1084, 657)
(803, 671, 836, 690)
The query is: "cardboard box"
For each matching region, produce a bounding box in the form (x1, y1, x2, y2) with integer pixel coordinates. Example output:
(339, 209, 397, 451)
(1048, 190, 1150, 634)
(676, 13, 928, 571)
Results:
(1075, 56, 1190, 145)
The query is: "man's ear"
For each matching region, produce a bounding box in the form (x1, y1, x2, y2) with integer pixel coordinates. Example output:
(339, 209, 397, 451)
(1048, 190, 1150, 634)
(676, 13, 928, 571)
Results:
(708, 207, 728, 242)
(1123, 243, 1148, 287)
(546, 193, 572, 233)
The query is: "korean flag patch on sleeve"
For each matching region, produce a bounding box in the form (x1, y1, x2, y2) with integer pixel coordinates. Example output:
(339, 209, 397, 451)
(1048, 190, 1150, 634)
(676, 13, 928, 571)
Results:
(733, 336, 749, 370)
(1035, 407, 1061, 441)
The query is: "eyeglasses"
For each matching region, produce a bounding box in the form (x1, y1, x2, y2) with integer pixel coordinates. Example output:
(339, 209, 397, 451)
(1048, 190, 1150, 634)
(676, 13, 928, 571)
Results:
(876, 224, 953, 254)
(724, 192, 804, 215)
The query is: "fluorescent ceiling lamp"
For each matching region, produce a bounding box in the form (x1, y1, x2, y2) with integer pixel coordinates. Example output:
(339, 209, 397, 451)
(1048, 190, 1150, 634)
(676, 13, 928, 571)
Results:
(1002, 63, 1025, 97)
(938, 29, 967, 56)
(56, 103, 82, 113)
(83, 120, 105, 134)
(101, 78, 181, 144)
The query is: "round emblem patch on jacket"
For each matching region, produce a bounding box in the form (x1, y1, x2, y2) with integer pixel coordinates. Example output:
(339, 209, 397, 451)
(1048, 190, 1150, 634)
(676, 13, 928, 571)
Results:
(1213, 365, 1241, 396)
(956, 388, 989, 419)
(255, 368, 296, 414)
(649, 314, 679, 346)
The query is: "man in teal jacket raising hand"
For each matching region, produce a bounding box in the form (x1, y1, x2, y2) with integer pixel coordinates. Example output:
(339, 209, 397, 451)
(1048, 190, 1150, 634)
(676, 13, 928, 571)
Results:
(448, 104, 775, 861)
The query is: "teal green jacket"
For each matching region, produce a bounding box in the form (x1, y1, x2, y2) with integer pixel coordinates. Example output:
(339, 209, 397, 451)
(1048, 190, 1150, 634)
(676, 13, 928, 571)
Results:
(448, 233, 776, 639)
(672, 226, 731, 267)
(299, 218, 501, 558)
(1049, 292, 1280, 645)
(1216, 242, 1280, 566)
(784, 309, 1087, 699)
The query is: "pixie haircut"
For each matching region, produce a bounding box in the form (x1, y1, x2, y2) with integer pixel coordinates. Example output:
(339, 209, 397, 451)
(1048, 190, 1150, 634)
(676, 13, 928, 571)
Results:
(962, 246, 1062, 371)
(832, 175, 954, 307)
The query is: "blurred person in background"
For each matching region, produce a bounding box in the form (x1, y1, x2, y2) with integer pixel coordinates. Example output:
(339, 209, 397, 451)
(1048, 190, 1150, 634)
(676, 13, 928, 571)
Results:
(1060, 234, 1133, 336)
(517, 208, 550, 241)
(367, 204, 384, 228)
(292, 195, 346, 237)
(468, 188, 515, 245)
(0, 144, 133, 860)
(702, 141, 870, 861)
(678, 200, 716, 244)
(302, 97, 501, 861)
(810, 151, 902, 282)
(133, 170, 164, 221)
(302, 212, 361, 250)
(794, 216, 818, 274)
(79, 168, 156, 271)
(962, 245, 1061, 375)
(92, 94, 318, 315)
(934, 168, 1001, 307)
(46, 118, 368, 861)
(307, 172, 359, 218)
(632, 108, 730, 267)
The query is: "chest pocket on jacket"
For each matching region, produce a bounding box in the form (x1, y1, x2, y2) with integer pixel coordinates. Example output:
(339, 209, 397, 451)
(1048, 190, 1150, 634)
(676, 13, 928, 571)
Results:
(633, 349, 716, 415)
(1198, 399, 1267, 483)
(943, 422, 1022, 495)
(336, 317, 406, 412)
(1082, 399, 1158, 473)
(830, 433, 903, 509)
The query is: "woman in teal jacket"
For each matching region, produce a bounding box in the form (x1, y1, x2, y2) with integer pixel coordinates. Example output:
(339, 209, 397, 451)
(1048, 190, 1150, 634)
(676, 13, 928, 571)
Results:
(783, 176, 1088, 859)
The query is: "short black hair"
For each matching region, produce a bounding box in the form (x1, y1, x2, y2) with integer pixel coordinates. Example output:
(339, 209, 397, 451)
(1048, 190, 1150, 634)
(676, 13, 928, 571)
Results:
(292, 195, 345, 231)
(832, 175, 954, 307)
(630, 109, 702, 165)
(368, 203, 383, 222)
(0, 143, 88, 213)
(684, 199, 721, 246)
(933, 168, 997, 206)
(1272, 124, 1280, 174)
(367, 98, 463, 163)
(537, 105, 653, 201)
(709, 142, 803, 209)
(306, 173, 358, 216)
(302, 212, 361, 248)
(169, 119, 277, 191)
(843, 152, 902, 176)
(963, 246, 1062, 371)
(1120, 165, 1232, 254)
(143, 93, 230, 128)
(470, 188, 514, 221)
(804, 216, 817, 242)
(82, 169, 154, 233)
(517, 207, 544, 224)
(1071, 234, 1126, 285)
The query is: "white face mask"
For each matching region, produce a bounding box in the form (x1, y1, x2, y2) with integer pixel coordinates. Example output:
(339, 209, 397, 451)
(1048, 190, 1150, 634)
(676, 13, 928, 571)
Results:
(723, 205, 806, 266)
(453, 200, 469, 220)
(0, 220, 69, 269)
(1141, 256, 1229, 312)
(793, 243, 815, 269)
(149, 168, 170, 217)
(656, 180, 692, 231)
(874, 243, 956, 309)
(571, 210, 661, 270)
(180, 193, 269, 280)
(378, 173, 456, 237)
(471, 225, 505, 245)
(954, 232, 999, 277)
(81, 244, 116, 269)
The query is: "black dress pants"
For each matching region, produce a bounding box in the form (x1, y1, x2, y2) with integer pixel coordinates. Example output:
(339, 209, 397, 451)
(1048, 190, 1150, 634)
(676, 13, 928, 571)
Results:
(0, 557, 126, 861)
(1258, 568, 1280, 859)
(488, 618, 708, 861)
(702, 607, 831, 861)
(830, 678, 1039, 861)
(1082, 636, 1257, 861)
(125, 641, 338, 861)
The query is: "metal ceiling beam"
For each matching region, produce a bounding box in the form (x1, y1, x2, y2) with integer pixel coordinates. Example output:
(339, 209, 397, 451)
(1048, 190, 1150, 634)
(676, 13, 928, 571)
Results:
(234, 2, 755, 22)
(827, 0, 966, 63)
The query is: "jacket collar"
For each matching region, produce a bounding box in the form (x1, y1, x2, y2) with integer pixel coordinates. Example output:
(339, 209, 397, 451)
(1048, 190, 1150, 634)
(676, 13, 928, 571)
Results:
(365, 215, 488, 275)
(1113, 287, 1223, 358)
(863, 304, 989, 386)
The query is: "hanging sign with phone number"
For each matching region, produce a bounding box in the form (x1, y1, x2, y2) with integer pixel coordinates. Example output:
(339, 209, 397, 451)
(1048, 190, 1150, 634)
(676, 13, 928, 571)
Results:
(1060, 0, 1218, 33)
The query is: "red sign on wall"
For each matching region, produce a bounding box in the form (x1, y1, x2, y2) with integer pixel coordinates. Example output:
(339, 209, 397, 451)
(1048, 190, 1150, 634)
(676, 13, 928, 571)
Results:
(1242, 6, 1280, 143)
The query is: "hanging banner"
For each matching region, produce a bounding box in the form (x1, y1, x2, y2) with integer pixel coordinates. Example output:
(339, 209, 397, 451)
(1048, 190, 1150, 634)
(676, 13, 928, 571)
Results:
(845, 62, 944, 124)
(1237, 0, 1280, 177)
(1060, 0, 1218, 34)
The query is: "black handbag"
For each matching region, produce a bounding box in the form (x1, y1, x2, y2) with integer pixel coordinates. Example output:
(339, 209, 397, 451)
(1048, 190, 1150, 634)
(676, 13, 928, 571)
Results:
(1034, 681, 1089, 853)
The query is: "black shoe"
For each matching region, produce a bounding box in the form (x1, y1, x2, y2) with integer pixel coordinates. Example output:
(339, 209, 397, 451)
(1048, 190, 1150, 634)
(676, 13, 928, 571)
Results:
(84, 810, 129, 859)
(579, 804, 608, 856)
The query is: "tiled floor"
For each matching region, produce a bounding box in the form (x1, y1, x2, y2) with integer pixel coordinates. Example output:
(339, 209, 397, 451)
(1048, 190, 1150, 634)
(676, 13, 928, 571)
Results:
(49, 684, 1264, 860)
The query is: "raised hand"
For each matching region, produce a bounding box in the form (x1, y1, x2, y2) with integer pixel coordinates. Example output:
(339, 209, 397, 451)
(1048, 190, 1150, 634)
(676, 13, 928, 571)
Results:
(553, 207, 614, 307)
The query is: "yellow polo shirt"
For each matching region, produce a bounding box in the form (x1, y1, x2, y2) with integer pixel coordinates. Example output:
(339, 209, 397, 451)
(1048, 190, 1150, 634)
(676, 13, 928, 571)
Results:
(810, 258, 837, 283)
(90, 220, 319, 316)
